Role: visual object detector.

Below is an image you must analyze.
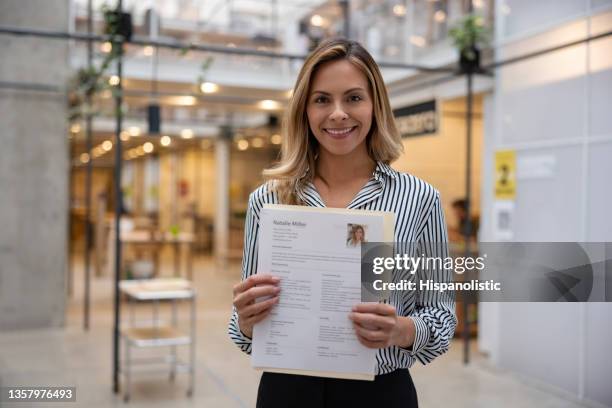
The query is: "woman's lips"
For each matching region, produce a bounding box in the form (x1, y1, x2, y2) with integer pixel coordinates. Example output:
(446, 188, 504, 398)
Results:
(324, 126, 357, 139)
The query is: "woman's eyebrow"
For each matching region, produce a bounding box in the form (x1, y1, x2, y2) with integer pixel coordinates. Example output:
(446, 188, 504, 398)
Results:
(310, 87, 366, 96)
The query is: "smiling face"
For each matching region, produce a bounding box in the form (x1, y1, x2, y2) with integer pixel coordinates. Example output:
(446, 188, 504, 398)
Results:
(354, 226, 364, 241)
(306, 59, 373, 158)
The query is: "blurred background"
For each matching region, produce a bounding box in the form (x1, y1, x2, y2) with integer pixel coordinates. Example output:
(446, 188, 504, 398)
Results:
(0, 0, 611, 406)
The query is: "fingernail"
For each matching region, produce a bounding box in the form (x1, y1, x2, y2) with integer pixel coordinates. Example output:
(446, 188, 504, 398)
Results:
(272, 276, 280, 282)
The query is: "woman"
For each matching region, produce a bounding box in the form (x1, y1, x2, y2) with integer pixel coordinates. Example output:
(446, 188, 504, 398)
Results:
(229, 38, 456, 407)
(347, 224, 367, 247)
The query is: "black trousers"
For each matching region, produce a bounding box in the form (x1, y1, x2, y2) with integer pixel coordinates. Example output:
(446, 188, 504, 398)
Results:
(256, 369, 418, 408)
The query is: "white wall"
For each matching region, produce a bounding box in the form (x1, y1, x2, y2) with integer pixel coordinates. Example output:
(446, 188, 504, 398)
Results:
(479, 2, 612, 406)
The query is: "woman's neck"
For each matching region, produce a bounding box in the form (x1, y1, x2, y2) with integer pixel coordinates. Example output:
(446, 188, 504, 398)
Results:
(315, 146, 375, 187)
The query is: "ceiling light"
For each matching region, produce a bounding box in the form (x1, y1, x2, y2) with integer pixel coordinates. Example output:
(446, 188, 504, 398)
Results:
(172, 96, 197, 106)
(259, 99, 279, 110)
(102, 140, 113, 151)
(200, 82, 218, 94)
(101, 41, 112, 53)
(310, 14, 324, 27)
(270, 134, 282, 145)
(434, 10, 446, 22)
(108, 75, 120, 86)
(120, 131, 130, 141)
(387, 45, 400, 56)
(237, 139, 249, 151)
(252, 137, 264, 148)
(181, 129, 194, 139)
(409, 35, 426, 47)
(160, 135, 171, 146)
(143, 45, 154, 56)
(80, 153, 90, 163)
(393, 4, 406, 16)
(70, 123, 81, 133)
(143, 142, 154, 153)
(128, 126, 141, 137)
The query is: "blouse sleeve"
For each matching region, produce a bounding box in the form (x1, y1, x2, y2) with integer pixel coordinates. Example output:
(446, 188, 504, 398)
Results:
(401, 192, 457, 365)
(227, 192, 260, 355)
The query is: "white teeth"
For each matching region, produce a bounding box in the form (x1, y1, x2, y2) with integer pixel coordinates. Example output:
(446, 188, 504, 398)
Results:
(326, 127, 354, 135)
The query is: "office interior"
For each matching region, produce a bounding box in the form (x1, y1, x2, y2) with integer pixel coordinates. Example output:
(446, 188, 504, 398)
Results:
(1, 0, 611, 407)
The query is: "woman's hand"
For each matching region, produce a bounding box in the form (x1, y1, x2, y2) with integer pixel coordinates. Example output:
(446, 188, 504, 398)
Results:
(349, 303, 416, 349)
(232, 274, 281, 339)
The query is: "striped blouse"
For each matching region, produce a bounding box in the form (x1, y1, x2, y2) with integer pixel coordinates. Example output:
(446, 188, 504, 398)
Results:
(228, 161, 457, 374)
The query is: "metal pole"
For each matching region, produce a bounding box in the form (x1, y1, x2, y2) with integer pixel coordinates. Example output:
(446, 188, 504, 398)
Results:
(462, 1, 474, 366)
(339, 0, 350, 39)
(112, 0, 124, 394)
(83, 0, 93, 332)
(67, 134, 74, 299)
(0, 25, 457, 73)
(463, 70, 473, 365)
(1, 24, 611, 73)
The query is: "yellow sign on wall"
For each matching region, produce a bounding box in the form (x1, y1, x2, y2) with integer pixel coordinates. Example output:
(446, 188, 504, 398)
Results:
(495, 150, 516, 200)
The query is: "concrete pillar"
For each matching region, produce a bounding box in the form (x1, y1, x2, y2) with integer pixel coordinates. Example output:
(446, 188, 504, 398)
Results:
(214, 136, 230, 264)
(0, 0, 70, 330)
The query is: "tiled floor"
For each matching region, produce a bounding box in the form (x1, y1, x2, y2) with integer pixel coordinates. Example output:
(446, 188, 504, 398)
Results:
(0, 255, 596, 407)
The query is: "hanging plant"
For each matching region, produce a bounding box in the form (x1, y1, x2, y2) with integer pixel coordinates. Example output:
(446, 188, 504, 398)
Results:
(67, 3, 132, 123)
(196, 55, 215, 90)
(449, 15, 490, 74)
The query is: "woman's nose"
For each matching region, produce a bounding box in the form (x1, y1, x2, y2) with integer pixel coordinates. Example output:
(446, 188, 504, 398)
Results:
(329, 104, 348, 121)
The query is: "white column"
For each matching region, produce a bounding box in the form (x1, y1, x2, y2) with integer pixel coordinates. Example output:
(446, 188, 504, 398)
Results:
(215, 136, 230, 264)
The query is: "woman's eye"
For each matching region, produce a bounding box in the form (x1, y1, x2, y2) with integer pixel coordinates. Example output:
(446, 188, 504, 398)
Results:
(314, 96, 328, 103)
(349, 95, 363, 102)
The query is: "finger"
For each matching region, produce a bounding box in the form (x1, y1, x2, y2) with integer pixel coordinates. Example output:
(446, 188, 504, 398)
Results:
(249, 307, 276, 325)
(355, 334, 386, 349)
(242, 304, 277, 328)
(352, 303, 396, 316)
(234, 285, 281, 309)
(233, 274, 280, 296)
(240, 296, 279, 318)
(349, 312, 394, 330)
(353, 324, 389, 342)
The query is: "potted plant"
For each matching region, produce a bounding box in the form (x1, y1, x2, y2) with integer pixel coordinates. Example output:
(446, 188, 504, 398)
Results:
(449, 15, 490, 74)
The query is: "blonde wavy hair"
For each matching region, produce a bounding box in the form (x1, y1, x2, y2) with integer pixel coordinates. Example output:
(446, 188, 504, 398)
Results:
(263, 38, 404, 204)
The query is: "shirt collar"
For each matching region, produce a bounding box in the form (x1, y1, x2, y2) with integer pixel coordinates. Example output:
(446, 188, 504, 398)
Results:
(299, 161, 398, 181)
(295, 161, 397, 207)
(373, 161, 399, 180)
